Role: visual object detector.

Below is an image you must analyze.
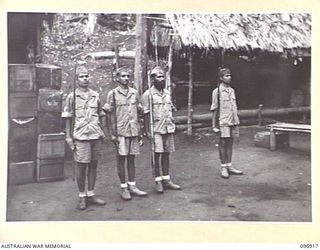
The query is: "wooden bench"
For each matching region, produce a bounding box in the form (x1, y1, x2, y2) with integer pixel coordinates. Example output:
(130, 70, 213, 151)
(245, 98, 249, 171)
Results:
(266, 122, 311, 150)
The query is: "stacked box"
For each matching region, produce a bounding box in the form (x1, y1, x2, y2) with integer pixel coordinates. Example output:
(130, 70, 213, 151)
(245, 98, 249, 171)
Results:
(8, 117, 37, 162)
(8, 161, 35, 185)
(37, 88, 62, 113)
(8, 64, 38, 185)
(38, 112, 62, 134)
(9, 92, 37, 118)
(9, 64, 36, 92)
(9, 64, 37, 122)
(254, 131, 290, 149)
(36, 158, 64, 182)
(37, 88, 63, 134)
(36, 133, 65, 182)
(35, 64, 62, 90)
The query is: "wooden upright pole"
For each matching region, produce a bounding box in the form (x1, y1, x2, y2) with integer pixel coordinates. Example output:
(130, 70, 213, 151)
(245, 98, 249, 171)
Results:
(221, 48, 225, 67)
(134, 14, 148, 95)
(166, 40, 173, 102)
(154, 22, 159, 66)
(187, 47, 193, 135)
(114, 44, 119, 71)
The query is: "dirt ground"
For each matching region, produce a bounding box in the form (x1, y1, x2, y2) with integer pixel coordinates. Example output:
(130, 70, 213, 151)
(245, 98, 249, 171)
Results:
(6, 125, 311, 222)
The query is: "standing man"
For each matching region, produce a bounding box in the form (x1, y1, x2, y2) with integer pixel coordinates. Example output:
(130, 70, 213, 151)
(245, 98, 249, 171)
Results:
(211, 67, 243, 179)
(63, 65, 106, 210)
(104, 67, 147, 201)
(142, 66, 181, 193)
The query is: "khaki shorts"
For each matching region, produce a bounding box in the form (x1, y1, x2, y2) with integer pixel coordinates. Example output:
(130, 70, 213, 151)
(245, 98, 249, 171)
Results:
(118, 136, 140, 156)
(74, 139, 102, 163)
(154, 133, 175, 153)
(220, 125, 240, 138)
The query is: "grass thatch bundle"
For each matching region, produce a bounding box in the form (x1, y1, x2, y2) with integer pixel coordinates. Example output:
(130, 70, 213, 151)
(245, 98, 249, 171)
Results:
(161, 13, 311, 53)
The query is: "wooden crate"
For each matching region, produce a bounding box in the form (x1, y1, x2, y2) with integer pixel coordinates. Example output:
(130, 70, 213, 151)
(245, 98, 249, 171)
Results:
(254, 131, 289, 149)
(36, 158, 64, 182)
(37, 133, 65, 159)
(9, 117, 37, 162)
(9, 64, 36, 92)
(9, 92, 37, 118)
(8, 161, 35, 185)
(35, 64, 62, 90)
(38, 88, 62, 113)
(38, 111, 62, 134)
(9, 117, 37, 141)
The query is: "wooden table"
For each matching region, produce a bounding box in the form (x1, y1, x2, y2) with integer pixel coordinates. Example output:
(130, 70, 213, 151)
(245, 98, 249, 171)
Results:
(266, 122, 311, 150)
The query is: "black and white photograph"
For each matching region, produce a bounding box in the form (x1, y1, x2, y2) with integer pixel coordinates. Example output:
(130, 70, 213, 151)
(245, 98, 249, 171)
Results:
(5, 12, 312, 224)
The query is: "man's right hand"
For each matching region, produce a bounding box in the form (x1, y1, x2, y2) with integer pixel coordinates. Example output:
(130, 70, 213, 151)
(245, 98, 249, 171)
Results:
(143, 132, 152, 139)
(65, 137, 75, 151)
(111, 135, 119, 147)
(212, 127, 220, 133)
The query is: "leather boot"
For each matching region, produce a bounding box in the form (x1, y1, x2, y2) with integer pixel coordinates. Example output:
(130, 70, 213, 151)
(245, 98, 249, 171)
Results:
(76, 197, 87, 210)
(155, 181, 164, 193)
(220, 167, 229, 178)
(128, 185, 148, 196)
(228, 166, 243, 175)
(120, 187, 132, 201)
(162, 179, 181, 190)
(87, 196, 106, 206)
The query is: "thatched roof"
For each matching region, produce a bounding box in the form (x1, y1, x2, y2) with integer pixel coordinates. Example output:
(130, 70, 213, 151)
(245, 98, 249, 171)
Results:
(154, 13, 311, 53)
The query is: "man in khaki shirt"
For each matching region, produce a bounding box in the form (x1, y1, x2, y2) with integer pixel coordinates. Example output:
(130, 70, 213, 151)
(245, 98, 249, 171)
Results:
(211, 67, 243, 179)
(142, 66, 181, 193)
(63, 65, 106, 210)
(104, 67, 147, 200)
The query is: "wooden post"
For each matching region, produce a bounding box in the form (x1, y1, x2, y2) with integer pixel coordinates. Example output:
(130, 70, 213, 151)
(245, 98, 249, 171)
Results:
(166, 40, 173, 103)
(221, 48, 225, 67)
(258, 104, 263, 126)
(134, 14, 148, 95)
(114, 44, 119, 71)
(154, 22, 159, 66)
(270, 127, 277, 151)
(187, 47, 193, 135)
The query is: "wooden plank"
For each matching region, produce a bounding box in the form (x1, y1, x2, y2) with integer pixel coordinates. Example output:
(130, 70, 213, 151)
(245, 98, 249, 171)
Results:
(267, 122, 311, 133)
(37, 133, 66, 159)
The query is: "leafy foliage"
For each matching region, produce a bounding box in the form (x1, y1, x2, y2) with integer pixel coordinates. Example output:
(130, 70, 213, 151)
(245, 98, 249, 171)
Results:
(40, 13, 136, 102)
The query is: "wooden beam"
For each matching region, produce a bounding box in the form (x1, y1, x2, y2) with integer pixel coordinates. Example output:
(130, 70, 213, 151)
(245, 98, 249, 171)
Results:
(174, 106, 311, 124)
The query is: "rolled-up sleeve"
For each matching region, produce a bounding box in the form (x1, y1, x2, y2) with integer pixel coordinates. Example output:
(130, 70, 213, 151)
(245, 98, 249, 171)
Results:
(102, 90, 114, 113)
(141, 91, 150, 114)
(210, 88, 218, 111)
(61, 92, 73, 118)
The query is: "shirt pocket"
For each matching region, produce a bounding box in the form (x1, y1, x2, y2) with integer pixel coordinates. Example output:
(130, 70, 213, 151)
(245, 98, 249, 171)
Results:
(75, 105, 85, 118)
(164, 100, 172, 112)
(231, 95, 237, 110)
(220, 95, 230, 110)
(152, 100, 162, 119)
(88, 102, 99, 117)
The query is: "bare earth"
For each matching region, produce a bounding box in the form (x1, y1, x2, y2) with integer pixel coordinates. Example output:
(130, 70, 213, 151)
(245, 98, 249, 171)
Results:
(6, 126, 311, 222)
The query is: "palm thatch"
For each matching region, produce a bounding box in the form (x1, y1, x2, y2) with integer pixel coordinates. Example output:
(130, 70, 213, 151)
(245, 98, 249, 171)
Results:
(153, 13, 311, 53)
